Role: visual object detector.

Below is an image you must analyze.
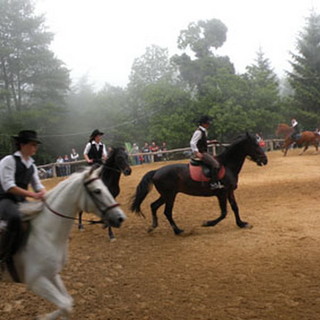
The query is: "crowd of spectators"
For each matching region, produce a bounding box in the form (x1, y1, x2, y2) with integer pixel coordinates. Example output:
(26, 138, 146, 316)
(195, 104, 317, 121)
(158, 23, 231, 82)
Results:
(129, 141, 168, 165)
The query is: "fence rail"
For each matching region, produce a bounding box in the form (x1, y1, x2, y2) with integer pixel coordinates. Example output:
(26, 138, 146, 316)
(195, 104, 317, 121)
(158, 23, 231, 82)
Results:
(37, 139, 283, 179)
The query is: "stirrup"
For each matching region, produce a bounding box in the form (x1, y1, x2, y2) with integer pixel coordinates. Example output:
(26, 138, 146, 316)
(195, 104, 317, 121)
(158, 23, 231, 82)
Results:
(210, 181, 224, 190)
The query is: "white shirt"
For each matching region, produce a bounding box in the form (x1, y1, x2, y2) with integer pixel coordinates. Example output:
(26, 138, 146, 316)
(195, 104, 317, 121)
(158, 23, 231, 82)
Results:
(0, 151, 44, 192)
(83, 141, 108, 158)
(190, 126, 208, 153)
(70, 152, 79, 161)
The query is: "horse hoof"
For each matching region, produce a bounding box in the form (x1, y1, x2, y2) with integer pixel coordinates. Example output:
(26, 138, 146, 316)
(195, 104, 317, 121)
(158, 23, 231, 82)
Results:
(174, 229, 184, 235)
(241, 223, 253, 229)
(147, 227, 155, 233)
(109, 237, 116, 242)
(78, 226, 85, 231)
(202, 220, 214, 227)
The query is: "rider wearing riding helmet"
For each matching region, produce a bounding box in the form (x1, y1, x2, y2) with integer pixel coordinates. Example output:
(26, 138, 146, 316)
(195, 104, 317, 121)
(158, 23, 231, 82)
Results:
(0, 130, 46, 264)
(190, 115, 223, 190)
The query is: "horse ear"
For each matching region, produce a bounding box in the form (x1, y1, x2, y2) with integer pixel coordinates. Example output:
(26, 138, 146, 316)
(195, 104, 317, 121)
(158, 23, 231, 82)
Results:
(88, 164, 101, 176)
(93, 165, 103, 176)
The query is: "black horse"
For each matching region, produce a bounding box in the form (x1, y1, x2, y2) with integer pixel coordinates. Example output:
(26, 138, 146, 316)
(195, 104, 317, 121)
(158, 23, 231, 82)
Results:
(78, 147, 131, 240)
(130, 133, 268, 235)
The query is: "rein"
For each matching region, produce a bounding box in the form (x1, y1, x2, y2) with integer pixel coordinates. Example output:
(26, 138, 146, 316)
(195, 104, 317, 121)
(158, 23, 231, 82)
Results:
(44, 177, 120, 222)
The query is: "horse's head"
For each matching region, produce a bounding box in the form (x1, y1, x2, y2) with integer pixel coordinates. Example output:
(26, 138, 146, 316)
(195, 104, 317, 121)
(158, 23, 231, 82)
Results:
(107, 147, 132, 176)
(83, 166, 127, 228)
(244, 132, 268, 166)
(276, 123, 293, 137)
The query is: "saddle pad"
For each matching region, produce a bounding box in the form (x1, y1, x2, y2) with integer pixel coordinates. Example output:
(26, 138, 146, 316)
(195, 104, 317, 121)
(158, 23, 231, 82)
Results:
(189, 164, 226, 182)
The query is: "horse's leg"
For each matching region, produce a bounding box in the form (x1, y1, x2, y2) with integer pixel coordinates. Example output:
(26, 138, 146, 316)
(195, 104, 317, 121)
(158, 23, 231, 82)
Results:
(283, 139, 293, 156)
(148, 196, 165, 233)
(299, 144, 308, 155)
(108, 227, 116, 241)
(163, 194, 184, 235)
(227, 190, 251, 228)
(202, 192, 228, 227)
(78, 211, 84, 230)
(29, 275, 73, 320)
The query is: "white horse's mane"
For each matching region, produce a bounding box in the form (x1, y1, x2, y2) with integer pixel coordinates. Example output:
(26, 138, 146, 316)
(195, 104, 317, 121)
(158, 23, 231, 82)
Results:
(19, 168, 94, 220)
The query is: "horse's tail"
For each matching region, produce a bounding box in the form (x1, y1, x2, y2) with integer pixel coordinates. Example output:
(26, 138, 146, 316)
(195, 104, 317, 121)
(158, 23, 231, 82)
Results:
(130, 170, 156, 217)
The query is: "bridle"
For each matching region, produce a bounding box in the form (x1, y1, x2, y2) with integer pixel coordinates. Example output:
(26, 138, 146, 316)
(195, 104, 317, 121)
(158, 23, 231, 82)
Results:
(44, 176, 120, 222)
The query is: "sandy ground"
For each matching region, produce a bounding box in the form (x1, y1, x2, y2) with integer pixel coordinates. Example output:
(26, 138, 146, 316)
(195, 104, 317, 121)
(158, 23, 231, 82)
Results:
(1, 148, 320, 320)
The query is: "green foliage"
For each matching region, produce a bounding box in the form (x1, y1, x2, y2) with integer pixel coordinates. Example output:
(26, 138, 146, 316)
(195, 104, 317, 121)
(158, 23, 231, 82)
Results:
(287, 11, 320, 128)
(178, 19, 227, 58)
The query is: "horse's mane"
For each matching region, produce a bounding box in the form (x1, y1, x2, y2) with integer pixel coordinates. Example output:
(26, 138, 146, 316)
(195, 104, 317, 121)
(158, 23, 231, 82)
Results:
(215, 133, 258, 164)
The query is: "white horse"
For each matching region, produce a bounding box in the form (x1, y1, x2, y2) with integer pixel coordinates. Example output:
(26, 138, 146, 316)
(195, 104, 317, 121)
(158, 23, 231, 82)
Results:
(2, 166, 126, 320)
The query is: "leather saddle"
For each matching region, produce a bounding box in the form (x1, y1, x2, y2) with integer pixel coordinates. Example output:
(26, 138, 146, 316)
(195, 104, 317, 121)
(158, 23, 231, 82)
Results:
(189, 158, 225, 182)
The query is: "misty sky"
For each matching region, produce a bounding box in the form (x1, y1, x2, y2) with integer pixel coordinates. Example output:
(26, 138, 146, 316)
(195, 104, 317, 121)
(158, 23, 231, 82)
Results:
(36, 0, 319, 89)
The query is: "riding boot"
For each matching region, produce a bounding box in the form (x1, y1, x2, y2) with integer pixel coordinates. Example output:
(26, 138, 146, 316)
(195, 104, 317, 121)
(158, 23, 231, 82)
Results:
(210, 168, 224, 190)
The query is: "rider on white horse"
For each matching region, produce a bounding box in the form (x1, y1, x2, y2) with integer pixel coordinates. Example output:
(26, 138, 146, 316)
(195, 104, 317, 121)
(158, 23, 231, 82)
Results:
(0, 130, 46, 265)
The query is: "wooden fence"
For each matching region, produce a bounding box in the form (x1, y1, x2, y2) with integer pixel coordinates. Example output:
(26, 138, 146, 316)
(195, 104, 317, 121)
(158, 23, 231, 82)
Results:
(37, 139, 283, 179)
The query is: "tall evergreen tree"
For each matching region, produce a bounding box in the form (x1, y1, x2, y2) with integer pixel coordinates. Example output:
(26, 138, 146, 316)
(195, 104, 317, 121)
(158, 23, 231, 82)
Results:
(0, 0, 70, 114)
(288, 11, 320, 125)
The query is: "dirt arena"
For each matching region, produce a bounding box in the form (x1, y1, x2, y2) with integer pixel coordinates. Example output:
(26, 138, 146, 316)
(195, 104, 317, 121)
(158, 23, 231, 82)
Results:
(1, 148, 320, 320)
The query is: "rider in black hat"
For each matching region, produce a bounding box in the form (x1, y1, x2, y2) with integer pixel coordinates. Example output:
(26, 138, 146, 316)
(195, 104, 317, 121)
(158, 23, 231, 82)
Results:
(190, 115, 223, 190)
(0, 130, 46, 265)
(83, 129, 108, 165)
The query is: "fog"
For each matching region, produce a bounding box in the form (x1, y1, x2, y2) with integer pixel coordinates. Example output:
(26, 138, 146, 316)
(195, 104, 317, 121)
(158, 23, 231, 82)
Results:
(36, 0, 319, 89)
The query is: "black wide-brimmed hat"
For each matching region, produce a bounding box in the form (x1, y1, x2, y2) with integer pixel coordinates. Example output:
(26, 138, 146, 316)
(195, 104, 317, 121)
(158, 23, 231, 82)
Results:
(90, 129, 104, 140)
(12, 130, 42, 144)
(198, 115, 213, 125)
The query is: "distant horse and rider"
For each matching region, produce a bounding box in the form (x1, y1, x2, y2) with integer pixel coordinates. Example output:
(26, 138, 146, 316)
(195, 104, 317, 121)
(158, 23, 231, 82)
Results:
(276, 121, 320, 156)
(131, 133, 268, 235)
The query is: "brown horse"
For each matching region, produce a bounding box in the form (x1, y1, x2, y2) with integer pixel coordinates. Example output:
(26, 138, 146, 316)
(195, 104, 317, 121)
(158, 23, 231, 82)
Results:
(276, 123, 320, 156)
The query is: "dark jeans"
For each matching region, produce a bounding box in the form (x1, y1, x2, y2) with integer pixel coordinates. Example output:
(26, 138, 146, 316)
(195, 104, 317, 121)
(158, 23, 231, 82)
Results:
(201, 152, 220, 182)
(0, 199, 23, 261)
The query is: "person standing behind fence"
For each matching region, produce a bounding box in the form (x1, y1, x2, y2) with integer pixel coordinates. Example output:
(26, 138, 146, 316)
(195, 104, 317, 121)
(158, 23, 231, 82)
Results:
(0, 130, 46, 264)
(142, 142, 151, 163)
(63, 155, 71, 176)
(150, 141, 159, 162)
(70, 148, 79, 162)
(83, 129, 108, 165)
(70, 148, 79, 173)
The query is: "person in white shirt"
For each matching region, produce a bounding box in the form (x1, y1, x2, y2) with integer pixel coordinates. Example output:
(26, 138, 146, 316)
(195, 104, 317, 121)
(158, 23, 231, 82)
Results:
(83, 129, 108, 165)
(190, 115, 223, 190)
(70, 148, 79, 161)
(291, 118, 300, 140)
(0, 130, 46, 263)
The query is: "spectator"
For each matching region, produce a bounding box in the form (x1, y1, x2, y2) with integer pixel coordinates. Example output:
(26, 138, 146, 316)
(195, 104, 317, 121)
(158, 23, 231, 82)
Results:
(63, 155, 71, 176)
(83, 129, 108, 165)
(130, 143, 141, 165)
(70, 148, 80, 173)
(56, 155, 64, 177)
(150, 141, 159, 162)
(142, 142, 151, 163)
(70, 148, 79, 161)
(158, 142, 168, 161)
